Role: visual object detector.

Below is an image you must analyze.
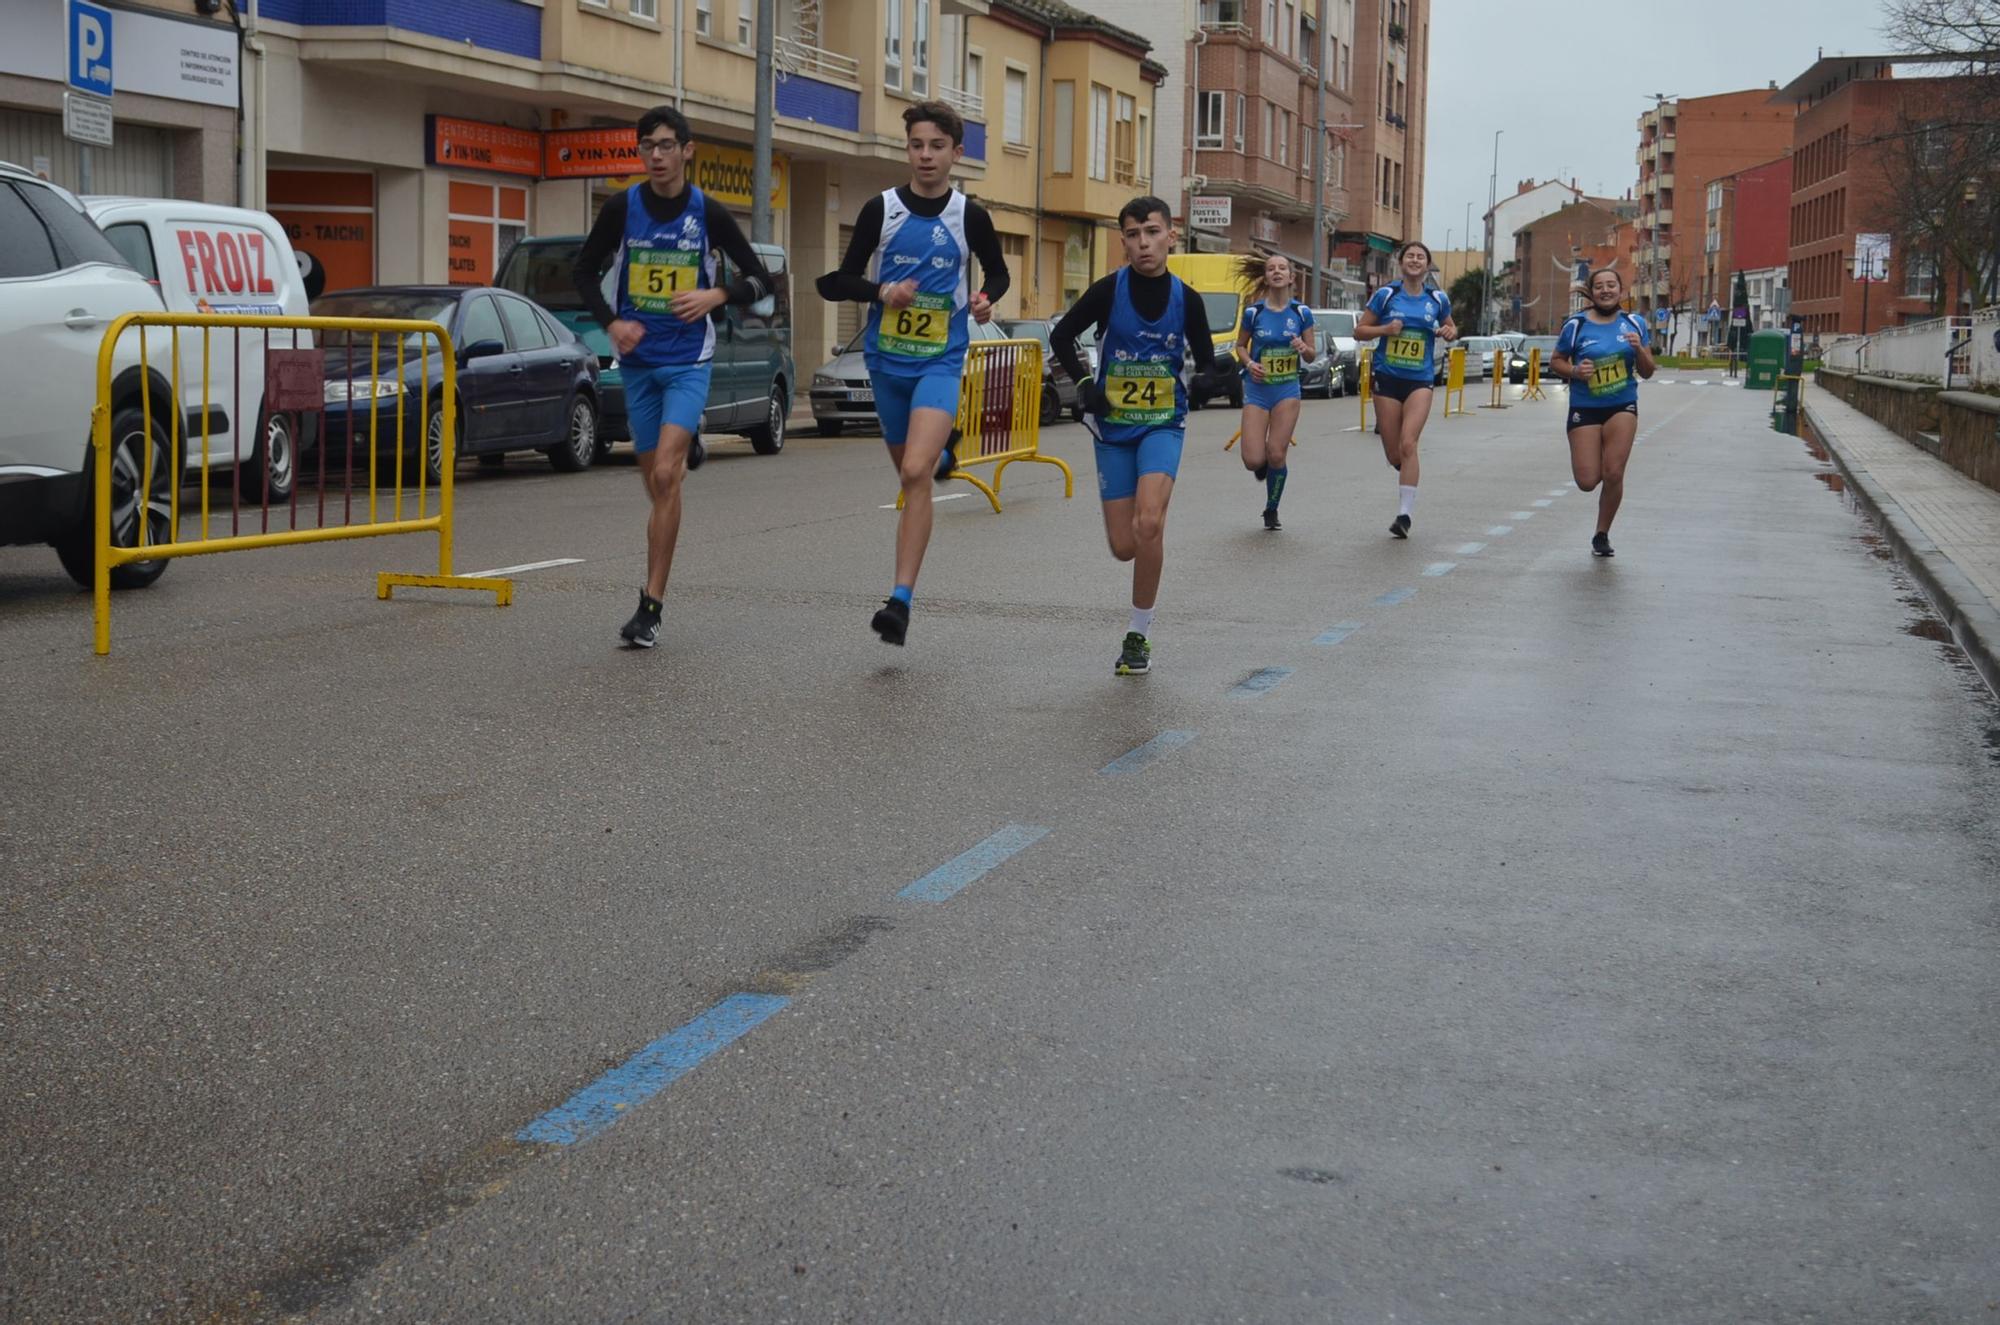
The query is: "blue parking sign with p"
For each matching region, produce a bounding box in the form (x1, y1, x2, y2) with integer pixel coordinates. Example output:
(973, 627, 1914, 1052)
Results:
(68, 0, 115, 99)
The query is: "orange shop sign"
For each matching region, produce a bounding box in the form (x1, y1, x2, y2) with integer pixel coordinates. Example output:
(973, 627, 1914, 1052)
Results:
(426, 115, 542, 177)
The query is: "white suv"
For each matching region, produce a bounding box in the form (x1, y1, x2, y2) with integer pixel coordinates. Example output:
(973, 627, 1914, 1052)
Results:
(0, 162, 173, 588)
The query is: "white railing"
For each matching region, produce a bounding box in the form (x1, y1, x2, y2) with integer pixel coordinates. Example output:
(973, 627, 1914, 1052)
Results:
(774, 35, 860, 82)
(937, 84, 985, 117)
(1818, 309, 1999, 388)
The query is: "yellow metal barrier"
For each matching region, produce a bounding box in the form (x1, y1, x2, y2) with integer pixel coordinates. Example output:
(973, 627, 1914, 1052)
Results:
(91, 311, 510, 655)
(1441, 345, 1467, 417)
(1358, 356, 1372, 432)
(893, 338, 1073, 513)
(1523, 347, 1548, 401)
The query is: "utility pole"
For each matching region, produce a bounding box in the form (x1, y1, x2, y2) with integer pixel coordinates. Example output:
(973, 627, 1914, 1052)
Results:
(751, 0, 776, 244)
(1481, 129, 1501, 333)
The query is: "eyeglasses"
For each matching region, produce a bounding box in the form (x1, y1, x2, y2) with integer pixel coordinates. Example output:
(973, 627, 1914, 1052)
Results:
(637, 137, 687, 157)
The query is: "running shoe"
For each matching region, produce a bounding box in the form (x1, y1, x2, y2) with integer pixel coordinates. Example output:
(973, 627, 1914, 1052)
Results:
(1115, 631, 1151, 676)
(1253, 463, 1270, 482)
(685, 435, 708, 472)
(1592, 531, 1615, 557)
(1263, 506, 1282, 531)
(871, 596, 910, 646)
(619, 593, 663, 649)
(1390, 513, 1412, 539)
(936, 428, 962, 483)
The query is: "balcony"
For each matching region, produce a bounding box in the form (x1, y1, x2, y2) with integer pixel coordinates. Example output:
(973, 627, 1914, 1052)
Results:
(1199, 0, 1247, 32)
(774, 35, 860, 82)
(1659, 134, 1676, 156)
(1387, 20, 1405, 42)
(938, 84, 985, 118)
(1655, 172, 1674, 191)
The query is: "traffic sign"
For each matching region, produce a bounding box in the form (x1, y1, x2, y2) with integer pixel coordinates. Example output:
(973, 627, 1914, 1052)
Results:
(64, 91, 113, 147)
(67, 0, 114, 99)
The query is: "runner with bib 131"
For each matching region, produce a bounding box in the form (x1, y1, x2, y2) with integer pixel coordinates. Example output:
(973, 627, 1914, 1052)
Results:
(1354, 242, 1455, 539)
(1232, 254, 1315, 531)
(1549, 267, 1655, 557)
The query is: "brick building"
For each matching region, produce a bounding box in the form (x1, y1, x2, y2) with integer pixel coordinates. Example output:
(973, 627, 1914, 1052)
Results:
(1771, 53, 1993, 336)
(1696, 154, 1792, 348)
(1514, 201, 1636, 335)
(1330, 0, 1429, 292)
(1634, 88, 1794, 324)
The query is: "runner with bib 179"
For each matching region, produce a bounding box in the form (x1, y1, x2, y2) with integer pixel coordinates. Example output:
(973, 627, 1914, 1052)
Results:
(1549, 268, 1655, 558)
(816, 100, 1010, 647)
(1050, 197, 1225, 677)
(1232, 255, 1316, 531)
(1354, 242, 1455, 539)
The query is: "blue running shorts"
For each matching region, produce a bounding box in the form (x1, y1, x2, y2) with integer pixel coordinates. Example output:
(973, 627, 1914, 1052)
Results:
(1094, 427, 1184, 502)
(625, 361, 713, 451)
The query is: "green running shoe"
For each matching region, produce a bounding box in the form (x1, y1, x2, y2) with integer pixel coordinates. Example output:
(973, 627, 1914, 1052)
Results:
(1115, 631, 1151, 676)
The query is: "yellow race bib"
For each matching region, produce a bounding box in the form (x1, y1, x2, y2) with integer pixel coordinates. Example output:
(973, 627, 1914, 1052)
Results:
(1105, 361, 1175, 425)
(1260, 347, 1300, 385)
(627, 246, 700, 313)
(1385, 333, 1427, 369)
(1587, 355, 1631, 396)
(878, 293, 953, 358)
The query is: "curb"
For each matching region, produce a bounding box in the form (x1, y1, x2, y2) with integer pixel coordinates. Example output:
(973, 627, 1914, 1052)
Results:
(1802, 390, 2000, 701)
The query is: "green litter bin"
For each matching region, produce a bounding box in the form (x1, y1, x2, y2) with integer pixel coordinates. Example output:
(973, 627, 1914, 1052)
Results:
(1746, 329, 1786, 389)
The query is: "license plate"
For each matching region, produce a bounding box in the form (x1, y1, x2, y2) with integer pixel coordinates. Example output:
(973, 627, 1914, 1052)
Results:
(848, 389, 874, 403)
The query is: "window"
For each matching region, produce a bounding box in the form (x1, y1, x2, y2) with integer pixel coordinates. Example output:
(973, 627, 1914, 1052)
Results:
(693, 0, 710, 33)
(1137, 111, 1151, 185)
(103, 223, 159, 282)
(1383, 63, 1393, 118)
(1393, 161, 1402, 210)
(885, 0, 902, 88)
(1331, 141, 1344, 188)
(1282, 0, 1294, 55)
(1339, 40, 1350, 89)
(966, 50, 984, 106)
(1301, 122, 1312, 175)
(0, 185, 65, 278)
(737, 0, 751, 42)
(1004, 66, 1026, 144)
(630, 0, 657, 17)
(1262, 102, 1274, 159)
(14, 180, 123, 270)
(912, 0, 929, 95)
(1090, 84, 1110, 181)
(1053, 81, 1075, 173)
(1196, 90, 1224, 148)
(1114, 92, 1136, 183)
(1905, 253, 1937, 300)
(1234, 93, 1245, 150)
(1263, 0, 1277, 41)
(459, 295, 505, 351)
(581, 0, 607, 7)
(498, 295, 552, 350)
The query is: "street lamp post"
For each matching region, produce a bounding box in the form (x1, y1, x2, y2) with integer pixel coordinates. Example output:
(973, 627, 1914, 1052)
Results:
(1481, 129, 1501, 334)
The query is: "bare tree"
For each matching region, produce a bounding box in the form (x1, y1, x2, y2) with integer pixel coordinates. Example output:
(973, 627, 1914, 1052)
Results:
(1880, 0, 2000, 63)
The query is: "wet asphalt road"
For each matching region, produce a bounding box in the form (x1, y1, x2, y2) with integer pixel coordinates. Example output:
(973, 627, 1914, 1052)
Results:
(3, 376, 1998, 1324)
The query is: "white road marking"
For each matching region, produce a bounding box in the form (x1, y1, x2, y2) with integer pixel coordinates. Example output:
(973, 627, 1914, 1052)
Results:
(466, 558, 584, 576)
(1532, 499, 1554, 507)
(1510, 511, 1535, 520)
(879, 493, 972, 509)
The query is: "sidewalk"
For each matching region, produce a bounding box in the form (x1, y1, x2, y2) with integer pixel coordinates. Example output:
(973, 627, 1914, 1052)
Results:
(1803, 379, 2000, 697)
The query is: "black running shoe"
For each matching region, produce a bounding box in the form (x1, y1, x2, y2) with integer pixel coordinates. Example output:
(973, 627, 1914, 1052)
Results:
(1592, 531, 1615, 557)
(685, 435, 708, 472)
(1253, 463, 1270, 482)
(1390, 513, 1411, 539)
(871, 596, 910, 646)
(619, 593, 663, 648)
(936, 428, 961, 483)
(1115, 631, 1151, 676)
(1263, 506, 1282, 531)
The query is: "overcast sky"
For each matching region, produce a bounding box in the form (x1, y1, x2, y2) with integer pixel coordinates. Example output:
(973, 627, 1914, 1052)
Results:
(1421, 0, 1895, 257)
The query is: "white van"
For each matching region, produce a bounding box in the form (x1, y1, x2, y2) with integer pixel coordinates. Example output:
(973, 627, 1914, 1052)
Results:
(87, 198, 313, 502)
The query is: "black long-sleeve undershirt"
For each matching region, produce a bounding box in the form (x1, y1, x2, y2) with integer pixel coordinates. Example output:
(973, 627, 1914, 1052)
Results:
(1048, 268, 1218, 386)
(572, 183, 771, 330)
(814, 188, 1010, 306)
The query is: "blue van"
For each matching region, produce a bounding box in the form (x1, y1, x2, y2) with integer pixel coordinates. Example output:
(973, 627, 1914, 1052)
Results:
(497, 236, 794, 455)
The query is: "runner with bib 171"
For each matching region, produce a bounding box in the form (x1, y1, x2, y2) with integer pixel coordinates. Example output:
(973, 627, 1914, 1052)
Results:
(1549, 268, 1655, 558)
(1232, 255, 1316, 531)
(816, 100, 1010, 647)
(1354, 242, 1456, 539)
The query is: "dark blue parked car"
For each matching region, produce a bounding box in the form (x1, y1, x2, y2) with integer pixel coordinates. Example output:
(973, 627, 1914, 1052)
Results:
(310, 286, 600, 481)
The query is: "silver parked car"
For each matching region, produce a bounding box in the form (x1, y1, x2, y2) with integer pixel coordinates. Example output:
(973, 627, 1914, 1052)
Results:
(1309, 307, 1363, 396)
(808, 318, 1013, 436)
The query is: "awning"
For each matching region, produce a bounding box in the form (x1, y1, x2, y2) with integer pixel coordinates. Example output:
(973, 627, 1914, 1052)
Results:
(1365, 234, 1397, 253)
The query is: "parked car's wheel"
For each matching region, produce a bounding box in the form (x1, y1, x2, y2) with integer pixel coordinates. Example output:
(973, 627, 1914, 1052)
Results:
(547, 395, 598, 472)
(747, 386, 788, 456)
(423, 397, 459, 484)
(55, 403, 174, 590)
(238, 410, 297, 504)
(1038, 382, 1060, 426)
(815, 418, 843, 437)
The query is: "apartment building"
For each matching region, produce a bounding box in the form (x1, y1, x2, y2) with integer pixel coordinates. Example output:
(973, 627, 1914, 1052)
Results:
(1633, 87, 1793, 319)
(0, 0, 239, 201)
(1091, 0, 1363, 304)
(1329, 0, 1426, 292)
(1696, 153, 1791, 347)
(1771, 52, 1992, 336)
(1513, 201, 1636, 335)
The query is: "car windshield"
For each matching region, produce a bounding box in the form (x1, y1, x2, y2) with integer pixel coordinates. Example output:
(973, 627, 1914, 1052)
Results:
(311, 293, 457, 348)
(1317, 311, 1356, 337)
(1002, 319, 1053, 347)
(498, 241, 586, 310)
(1199, 291, 1238, 334)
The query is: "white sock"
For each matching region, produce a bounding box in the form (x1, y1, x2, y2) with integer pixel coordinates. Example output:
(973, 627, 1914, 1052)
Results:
(1128, 606, 1155, 636)
(1398, 485, 1418, 517)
